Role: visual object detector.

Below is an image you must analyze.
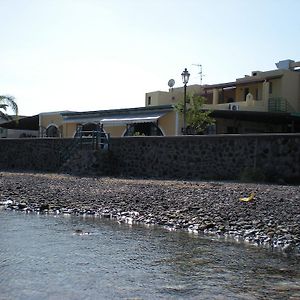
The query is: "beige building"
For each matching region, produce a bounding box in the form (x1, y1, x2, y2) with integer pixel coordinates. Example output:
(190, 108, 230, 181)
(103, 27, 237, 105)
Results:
(146, 59, 300, 134)
(39, 111, 66, 137)
(37, 59, 300, 137)
(39, 106, 176, 138)
(146, 59, 300, 112)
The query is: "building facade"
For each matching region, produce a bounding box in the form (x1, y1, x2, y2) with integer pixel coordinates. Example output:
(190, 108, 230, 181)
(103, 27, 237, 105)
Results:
(39, 105, 177, 138)
(146, 59, 300, 134)
(37, 59, 300, 137)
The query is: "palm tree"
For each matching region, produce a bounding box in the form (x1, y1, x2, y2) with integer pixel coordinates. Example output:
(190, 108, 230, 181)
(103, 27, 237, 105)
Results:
(0, 95, 18, 121)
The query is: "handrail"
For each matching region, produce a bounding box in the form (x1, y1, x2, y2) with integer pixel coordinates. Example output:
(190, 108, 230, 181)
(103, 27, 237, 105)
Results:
(268, 97, 289, 112)
(60, 126, 109, 167)
(59, 134, 81, 164)
(75, 128, 110, 150)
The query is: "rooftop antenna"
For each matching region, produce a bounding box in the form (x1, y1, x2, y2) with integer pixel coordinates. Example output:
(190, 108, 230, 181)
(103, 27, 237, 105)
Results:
(192, 64, 204, 85)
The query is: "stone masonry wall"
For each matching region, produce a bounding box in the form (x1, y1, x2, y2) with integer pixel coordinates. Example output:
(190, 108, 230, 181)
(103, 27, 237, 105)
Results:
(0, 134, 300, 183)
(109, 134, 300, 183)
(0, 138, 74, 172)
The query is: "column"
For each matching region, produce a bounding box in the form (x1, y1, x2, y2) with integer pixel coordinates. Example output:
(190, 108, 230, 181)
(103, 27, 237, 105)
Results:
(213, 89, 219, 105)
(262, 81, 269, 102)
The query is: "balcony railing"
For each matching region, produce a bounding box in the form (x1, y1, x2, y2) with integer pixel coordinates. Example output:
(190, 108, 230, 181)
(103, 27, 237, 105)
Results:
(268, 97, 288, 112)
(74, 127, 110, 150)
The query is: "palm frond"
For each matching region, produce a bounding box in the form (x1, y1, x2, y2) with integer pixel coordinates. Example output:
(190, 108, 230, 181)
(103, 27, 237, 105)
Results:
(0, 110, 12, 121)
(0, 104, 8, 111)
(0, 95, 18, 123)
(0, 95, 18, 115)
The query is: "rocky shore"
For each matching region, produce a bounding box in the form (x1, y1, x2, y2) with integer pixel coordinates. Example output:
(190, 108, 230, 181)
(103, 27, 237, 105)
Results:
(1, 172, 300, 256)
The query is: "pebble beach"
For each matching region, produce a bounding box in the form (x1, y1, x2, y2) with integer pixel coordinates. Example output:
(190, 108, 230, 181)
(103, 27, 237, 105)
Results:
(1, 172, 300, 256)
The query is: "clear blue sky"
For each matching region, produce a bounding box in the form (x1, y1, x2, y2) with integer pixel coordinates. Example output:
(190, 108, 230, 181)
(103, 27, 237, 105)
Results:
(1, 0, 299, 116)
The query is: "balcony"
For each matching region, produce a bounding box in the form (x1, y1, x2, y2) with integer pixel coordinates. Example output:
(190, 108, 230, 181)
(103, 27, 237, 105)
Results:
(268, 97, 288, 112)
(203, 98, 267, 112)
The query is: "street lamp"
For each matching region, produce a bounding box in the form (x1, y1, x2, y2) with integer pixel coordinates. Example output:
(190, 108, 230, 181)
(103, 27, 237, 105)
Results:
(181, 68, 190, 134)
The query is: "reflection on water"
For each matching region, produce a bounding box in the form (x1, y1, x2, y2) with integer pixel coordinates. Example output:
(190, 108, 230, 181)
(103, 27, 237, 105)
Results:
(0, 210, 299, 300)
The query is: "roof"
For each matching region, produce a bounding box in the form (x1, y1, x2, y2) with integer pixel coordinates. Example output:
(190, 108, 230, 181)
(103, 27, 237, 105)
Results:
(203, 74, 283, 90)
(62, 105, 174, 124)
(0, 115, 39, 130)
(61, 104, 174, 117)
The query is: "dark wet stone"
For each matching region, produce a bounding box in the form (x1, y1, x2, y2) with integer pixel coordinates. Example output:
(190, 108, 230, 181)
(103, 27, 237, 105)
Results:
(40, 203, 49, 211)
(18, 203, 27, 209)
(1, 172, 300, 255)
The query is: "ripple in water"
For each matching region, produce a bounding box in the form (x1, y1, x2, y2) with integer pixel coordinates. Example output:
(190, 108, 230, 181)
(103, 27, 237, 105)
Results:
(0, 210, 299, 300)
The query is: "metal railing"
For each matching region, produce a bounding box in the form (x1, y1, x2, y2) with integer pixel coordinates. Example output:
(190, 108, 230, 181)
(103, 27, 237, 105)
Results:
(268, 97, 288, 112)
(60, 127, 110, 167)
(76, 129, 110, 150)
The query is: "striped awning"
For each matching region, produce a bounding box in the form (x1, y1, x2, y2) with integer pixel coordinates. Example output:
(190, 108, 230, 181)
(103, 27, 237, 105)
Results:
(100, 112, 166, 126)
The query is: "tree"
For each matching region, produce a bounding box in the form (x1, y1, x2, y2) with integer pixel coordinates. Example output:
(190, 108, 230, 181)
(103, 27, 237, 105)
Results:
(175, 94, 215, 134)
(0, 95, 18, 121)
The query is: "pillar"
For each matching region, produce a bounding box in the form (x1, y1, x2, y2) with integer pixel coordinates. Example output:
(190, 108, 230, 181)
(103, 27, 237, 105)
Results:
(262, 81, 269, 102)
(213, 89, 219, 105)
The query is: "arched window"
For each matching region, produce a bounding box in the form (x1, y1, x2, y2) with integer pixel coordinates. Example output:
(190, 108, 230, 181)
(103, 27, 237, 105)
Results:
(46, 125, 59, 137)
(124, 122, 163, 136)
(81, 123, 98, 136)
(74, 123, 105, 138)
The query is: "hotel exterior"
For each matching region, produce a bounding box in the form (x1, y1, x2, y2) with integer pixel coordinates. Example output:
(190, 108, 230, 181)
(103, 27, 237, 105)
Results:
(37, 59, 300, 137)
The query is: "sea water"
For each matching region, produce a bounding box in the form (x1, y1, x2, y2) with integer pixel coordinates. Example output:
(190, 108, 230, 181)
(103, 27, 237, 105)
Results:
(0, 210, 299, 300)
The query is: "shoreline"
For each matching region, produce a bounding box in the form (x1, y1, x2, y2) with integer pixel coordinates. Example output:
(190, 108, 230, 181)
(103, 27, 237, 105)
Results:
(1, 172, 300, 256)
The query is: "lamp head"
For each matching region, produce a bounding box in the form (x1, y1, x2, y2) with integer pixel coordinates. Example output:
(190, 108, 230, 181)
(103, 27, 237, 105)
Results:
(181, 68, 190, 85)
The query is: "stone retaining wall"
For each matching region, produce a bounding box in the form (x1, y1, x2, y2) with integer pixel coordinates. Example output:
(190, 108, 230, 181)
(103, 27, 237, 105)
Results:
(110, 134, 300, 183)
(0, 138, 74, 172)
(0, 134, 300, 183)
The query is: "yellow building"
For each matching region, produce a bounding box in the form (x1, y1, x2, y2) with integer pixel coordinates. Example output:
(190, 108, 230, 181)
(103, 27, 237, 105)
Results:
(39, 106, 177, 138)
(38, 59, 300, 137)
(146, 59, 300, 113)
(39, 111, 66, 137)
(146, 59, 300, 134)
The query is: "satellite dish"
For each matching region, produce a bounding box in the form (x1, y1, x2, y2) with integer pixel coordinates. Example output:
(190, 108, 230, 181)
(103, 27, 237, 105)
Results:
(168, 79, 175, 88)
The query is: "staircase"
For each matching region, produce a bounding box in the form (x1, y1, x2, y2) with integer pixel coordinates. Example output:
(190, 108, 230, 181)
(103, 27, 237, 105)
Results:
(60, 149, 117, 176)
(59, 126, 112, 175)
(74, 125, 110, 151)
(60, 149, 97, 175)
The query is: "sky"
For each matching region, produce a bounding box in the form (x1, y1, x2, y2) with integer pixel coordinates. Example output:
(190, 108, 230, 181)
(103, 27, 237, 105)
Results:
(0, 0, 300, 116)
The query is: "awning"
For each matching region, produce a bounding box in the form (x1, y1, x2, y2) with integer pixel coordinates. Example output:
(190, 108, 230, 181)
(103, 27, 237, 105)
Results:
(100, 112, 166, 126)
(0, 115, 39, 130)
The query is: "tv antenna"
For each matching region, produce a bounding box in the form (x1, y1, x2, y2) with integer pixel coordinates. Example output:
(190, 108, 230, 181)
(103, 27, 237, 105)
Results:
(192, 64, 204, 85)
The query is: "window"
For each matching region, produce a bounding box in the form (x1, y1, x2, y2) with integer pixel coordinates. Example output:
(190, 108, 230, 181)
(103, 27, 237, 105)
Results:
(81, 123, 98, 137)
(124, 122, 163, 136)
(46, 125, 59, 137)
(269, 82, 273, 94)
(244, 88, 249, 101)
(147, 96, 151, 105)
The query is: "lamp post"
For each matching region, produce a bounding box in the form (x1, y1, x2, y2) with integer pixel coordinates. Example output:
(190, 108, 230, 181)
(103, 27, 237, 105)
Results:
(181, 68, 190, 135)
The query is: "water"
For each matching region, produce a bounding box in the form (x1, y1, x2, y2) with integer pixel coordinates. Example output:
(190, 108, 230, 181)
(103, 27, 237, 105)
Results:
(0, 210, 300, 300)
